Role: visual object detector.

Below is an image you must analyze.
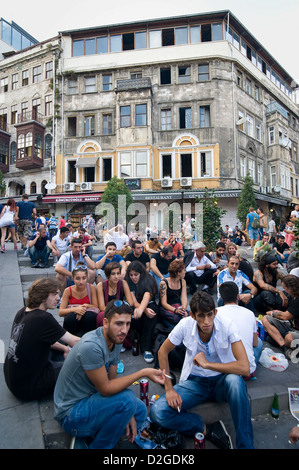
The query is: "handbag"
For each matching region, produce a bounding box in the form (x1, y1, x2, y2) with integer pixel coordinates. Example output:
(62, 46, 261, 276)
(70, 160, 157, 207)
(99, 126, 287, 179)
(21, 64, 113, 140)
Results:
(0, 209, 14, 228)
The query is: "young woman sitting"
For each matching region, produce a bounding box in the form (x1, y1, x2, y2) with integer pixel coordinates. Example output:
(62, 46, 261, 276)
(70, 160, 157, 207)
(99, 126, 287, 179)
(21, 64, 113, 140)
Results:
(96, 262, 133, 327)
(158, 259, 189, 329)
(59, 263, 99, 336)
(125, 261, 159, 363)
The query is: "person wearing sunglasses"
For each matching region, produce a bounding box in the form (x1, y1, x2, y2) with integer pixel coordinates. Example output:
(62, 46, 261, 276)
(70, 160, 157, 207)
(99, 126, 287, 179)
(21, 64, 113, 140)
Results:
(58, 263, 99, 336)
(54, 299, 166, 449)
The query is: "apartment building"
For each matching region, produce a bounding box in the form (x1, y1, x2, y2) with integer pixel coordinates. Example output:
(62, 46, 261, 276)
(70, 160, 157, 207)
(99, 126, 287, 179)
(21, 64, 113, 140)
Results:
(1, 11, 298, 228)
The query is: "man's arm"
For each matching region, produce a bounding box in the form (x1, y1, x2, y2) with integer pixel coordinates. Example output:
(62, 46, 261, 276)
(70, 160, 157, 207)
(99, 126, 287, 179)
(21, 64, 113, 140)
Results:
(28, 234, 39, 248)
(157, 338, 183, 410)
(193, 340, 250, 377)
(149, 257, 163, 279)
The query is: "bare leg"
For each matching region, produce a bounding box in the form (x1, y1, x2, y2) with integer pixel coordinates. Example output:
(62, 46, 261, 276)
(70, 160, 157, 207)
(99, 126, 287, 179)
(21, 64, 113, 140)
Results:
(1, 227, 7, 249)
(262, 316, 285, 347)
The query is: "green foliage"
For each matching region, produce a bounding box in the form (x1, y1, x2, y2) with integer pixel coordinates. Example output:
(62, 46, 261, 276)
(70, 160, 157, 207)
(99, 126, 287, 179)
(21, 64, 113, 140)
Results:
(237, 176, 257, 228)
(100, 176, 133, 226)
(195, 187, 226, 251)
(0, 170, 6, 195)
(293, 219, 299, 258)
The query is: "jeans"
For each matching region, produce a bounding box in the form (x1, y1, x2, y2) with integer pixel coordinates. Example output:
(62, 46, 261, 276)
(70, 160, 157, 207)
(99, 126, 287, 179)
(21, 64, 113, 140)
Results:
(253, 337, 263, 366)
(29, 245, 51, 264)
(185, 269, 217, 294)
(59, 389, 147, 449)
(150, 373, 254, 449)
(150, 271, 169, 288)
(276, 253, 289, 265)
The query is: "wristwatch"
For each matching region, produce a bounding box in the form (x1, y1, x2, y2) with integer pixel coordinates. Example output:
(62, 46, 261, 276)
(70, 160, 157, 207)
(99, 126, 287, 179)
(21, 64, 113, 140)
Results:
(83, 254, 88, 258)
(251, 293, 254, 299)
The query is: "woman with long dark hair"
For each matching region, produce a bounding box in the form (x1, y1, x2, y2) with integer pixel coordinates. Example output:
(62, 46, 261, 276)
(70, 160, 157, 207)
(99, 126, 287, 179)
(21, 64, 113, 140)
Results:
(125, 261, 158, 363)
(0, 198, 18, 252)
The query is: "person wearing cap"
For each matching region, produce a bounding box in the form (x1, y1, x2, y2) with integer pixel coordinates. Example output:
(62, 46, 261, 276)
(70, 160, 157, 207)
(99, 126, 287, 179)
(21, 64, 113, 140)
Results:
(144, 232, 163, 256)
(253, 254, 288, 314)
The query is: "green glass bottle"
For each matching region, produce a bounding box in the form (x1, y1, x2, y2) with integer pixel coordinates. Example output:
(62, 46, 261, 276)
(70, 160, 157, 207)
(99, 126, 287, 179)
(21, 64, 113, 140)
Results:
(271, 393, 279, 419)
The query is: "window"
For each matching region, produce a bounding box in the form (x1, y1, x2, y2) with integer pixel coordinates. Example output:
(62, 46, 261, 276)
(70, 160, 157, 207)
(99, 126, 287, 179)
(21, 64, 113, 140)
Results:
(254, 86, 260, 101)
(175, 27, 187, 45)
(256, 121, 262, 141)
(102, 74, 112, 91)
(45, 95, 52, 116)
(212, 23, 223, 40)
(32, 98, 41, 119)
(180, 154, 192, 177)
(149, 30, 161, 48)
(97, 36, 108, 54)
(270, 165, 277, 187)
(257, 164, 262, 185)
(190, 26, 201, 43)
(136, 151, 147, 176)
(131, 72, 142, 79)
(245, 78, 251, 95)
(68, 160, 77, 182)
(34, 133, 43, 158)
(247, 115, 254, 137)
(179, 107, 192, 129)
(0, 141, 8, 165)
(84, 115, 95, 136)
(85, 38, 95, 55)
(103, 158, 112, 181)
(135, 31, 146, 49)
(252, 50, 257, 66)
(0, 109, 7, 129)
(1, 77, 8, 92)
(178, 66, 191, 83)
(161, 109, 171, 130)
(25, 132, 33, 157)
(45, 134, 52, 159)
(269, 126, 275, 144)
(68, 117, 77, 137)
(102, 114, 112, 135)
(201, 24, 211, 42)
(11, 105, 17, 124)
(45, 62, 53, 79)
(248, 159, 255, 180)
(73, 40, 84, 56)
(240, 156, 246, 178)
(198, 64, 209, 81)
(68, 79, 77, 95)
(199, 105, 210, 127)
(120, 106, 131, 127)
(160, 67, 171, 85)
(120, 152, 132, 177)
(110, 35, 122, 52)
(201, 152, 212, 176)
(237, 71, 243, 88)
(123, 33, 135, 50)
(84, 167, 95, 182)
(30, 182, 37, 194)
(135, 104, 147, 126)
(161, 28, 174, 46)
(241, 40, 247, 56)
(21, 101, 28, 118)
(33, 66, 41, 83)
(233, 31, 240, 49)
(162, 154, 172, 178)
(10, 141, 16, 164)
(12, 73, 18, 90)
(84, 76, 96, 93)
(18, 134, 25, 158)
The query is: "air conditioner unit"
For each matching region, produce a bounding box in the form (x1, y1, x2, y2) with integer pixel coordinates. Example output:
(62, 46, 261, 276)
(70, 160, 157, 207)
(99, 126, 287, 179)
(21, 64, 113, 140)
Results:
(64, 183, 76, 191)
(161, 178, 173, 188)
(80, 182, 93, 191)
(180, 177, 192, 187)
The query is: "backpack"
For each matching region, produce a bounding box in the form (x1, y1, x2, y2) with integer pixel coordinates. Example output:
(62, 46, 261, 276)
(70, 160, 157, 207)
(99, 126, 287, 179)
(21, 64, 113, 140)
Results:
(251, 213, 260, 229)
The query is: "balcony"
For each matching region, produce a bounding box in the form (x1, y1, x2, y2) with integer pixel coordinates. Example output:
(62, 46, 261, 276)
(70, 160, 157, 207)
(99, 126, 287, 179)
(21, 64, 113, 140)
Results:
(17, 110, 44, 125)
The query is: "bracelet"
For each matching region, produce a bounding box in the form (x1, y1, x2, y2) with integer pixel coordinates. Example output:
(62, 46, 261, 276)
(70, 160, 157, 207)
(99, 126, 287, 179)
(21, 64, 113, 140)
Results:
(83, 254, 88, 258)
(174, 308, 177, 313)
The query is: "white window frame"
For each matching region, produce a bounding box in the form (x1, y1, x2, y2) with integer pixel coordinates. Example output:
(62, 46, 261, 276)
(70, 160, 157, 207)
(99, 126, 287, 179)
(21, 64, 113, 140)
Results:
(270, 165, 277, 188)
(240, 156, 246, 178)
(199, 150, 213, 177)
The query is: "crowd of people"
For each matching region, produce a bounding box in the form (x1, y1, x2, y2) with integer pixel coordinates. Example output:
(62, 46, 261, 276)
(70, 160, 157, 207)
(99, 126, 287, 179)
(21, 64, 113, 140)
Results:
(2, 199, 299, 450)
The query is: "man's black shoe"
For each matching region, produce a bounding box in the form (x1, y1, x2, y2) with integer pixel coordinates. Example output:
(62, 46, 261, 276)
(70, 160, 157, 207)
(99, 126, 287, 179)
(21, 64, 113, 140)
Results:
(205, 421, 233, 449)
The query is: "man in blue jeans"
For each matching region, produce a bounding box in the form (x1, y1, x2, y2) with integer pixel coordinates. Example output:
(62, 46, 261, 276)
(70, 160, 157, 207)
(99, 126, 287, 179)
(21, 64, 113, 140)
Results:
(150, 291, 255, 449)
(54, 300, 165, 449)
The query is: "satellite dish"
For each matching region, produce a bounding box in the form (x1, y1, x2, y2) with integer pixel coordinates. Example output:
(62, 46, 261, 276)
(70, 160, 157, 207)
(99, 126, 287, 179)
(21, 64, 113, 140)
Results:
(45, 182, 56, 190)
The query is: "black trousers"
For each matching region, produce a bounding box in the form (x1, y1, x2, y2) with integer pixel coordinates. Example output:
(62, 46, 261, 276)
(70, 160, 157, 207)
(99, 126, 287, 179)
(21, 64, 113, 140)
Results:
(185, 269, 217, 294)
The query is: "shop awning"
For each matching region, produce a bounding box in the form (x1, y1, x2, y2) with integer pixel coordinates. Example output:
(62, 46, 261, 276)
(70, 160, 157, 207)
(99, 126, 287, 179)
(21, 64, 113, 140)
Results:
(75, 157, 98, 168)
(42, 193, 102, 203)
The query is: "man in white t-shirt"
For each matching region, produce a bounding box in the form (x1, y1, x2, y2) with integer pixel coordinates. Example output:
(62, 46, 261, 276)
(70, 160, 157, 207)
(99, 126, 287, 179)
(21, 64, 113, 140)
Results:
(290, 204, 299, 223)
(104, 224, 131, 258)
(51, 227, 71, 266)
(217, 281, 263, 377)
(150, 291, 254, 449)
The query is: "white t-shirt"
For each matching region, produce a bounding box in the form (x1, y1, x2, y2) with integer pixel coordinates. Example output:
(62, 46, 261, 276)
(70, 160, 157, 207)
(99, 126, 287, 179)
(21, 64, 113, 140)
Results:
(290, 267, 299, 278)
(216, 304, 257, 374)
(291, 210, 299, 220)
(268, 220, 276, 232)
(52, 234, 70, 254)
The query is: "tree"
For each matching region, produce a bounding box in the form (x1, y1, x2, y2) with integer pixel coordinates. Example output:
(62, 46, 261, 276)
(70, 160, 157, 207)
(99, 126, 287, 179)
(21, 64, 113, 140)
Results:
(98, 176, 133, 228)
(0, 171, 6, 196)
(293, 219, 299, 258)
(195, 187, 226, 251)
(237, 175, 257, 228)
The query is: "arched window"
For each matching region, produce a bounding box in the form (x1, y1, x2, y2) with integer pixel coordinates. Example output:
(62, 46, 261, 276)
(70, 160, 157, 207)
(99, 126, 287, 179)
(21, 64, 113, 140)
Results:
(17, 134, 25, 158)
(25, 132, 33, 157)
(35, 133, 43, 158)
(30, 181, 37, 194)
(41, 180, 48, 195)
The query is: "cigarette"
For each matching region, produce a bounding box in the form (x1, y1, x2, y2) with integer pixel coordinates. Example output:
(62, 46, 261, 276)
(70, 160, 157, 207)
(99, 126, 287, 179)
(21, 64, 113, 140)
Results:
(177, 406, 181, 413)
(164, 374, 172, 379)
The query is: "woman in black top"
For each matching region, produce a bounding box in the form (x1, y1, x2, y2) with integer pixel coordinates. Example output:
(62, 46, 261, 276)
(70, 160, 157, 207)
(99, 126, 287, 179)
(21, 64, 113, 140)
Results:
(125, 261, 158, 363)
(159, 259, 189, 329)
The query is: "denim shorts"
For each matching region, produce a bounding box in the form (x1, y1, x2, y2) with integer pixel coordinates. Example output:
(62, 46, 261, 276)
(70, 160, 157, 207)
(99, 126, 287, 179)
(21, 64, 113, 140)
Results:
(248, 227, 259, 240)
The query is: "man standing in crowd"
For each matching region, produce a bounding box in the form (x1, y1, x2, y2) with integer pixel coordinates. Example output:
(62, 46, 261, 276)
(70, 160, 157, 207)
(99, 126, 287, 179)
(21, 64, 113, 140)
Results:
(150, 291, 254, 449)
(86, 214, 96, 238)
(54, 300, 165, 449)
(246, 207, 259, 249)
(15, 194, 36, 250)
(184, 242, 217, 295)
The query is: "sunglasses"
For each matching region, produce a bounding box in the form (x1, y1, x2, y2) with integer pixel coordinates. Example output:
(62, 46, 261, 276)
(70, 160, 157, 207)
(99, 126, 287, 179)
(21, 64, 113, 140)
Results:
(113, 300, 129, 307)
(73, 265, 88, 271)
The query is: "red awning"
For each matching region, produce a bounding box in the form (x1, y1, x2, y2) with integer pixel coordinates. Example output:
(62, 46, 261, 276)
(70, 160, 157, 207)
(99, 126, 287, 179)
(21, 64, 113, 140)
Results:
(42, 193, 102, 203)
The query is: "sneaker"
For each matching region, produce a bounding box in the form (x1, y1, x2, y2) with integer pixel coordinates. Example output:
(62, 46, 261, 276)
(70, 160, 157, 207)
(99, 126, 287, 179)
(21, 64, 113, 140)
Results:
(143, 351, 154, 364)
(205, 420, 233, 449)
(120, 347, 126, 353)
(1, 246, 5, 253)
(70, 436, 89, 449)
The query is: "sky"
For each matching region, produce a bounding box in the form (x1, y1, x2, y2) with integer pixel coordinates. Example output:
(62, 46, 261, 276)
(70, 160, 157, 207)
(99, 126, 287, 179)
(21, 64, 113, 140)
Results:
(1, 0, 299, 82)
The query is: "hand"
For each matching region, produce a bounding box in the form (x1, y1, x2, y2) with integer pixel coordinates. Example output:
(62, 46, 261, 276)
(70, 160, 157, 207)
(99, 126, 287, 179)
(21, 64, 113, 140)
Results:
(278, 291, 288, 308)
(134, 307, 143, 319)
(126, 417, 137, 444)
(144, 308, 157, 319)
(204, 263, 211, 269)
(144, 368, 166, 386)
(75, 305, 87, 318)
(165, 389, 183, 411)
(289, 426, 299, 445)
(239, 293, 251, 305)
(175, 306, 187, 316)
(193, 352, 209, 369)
